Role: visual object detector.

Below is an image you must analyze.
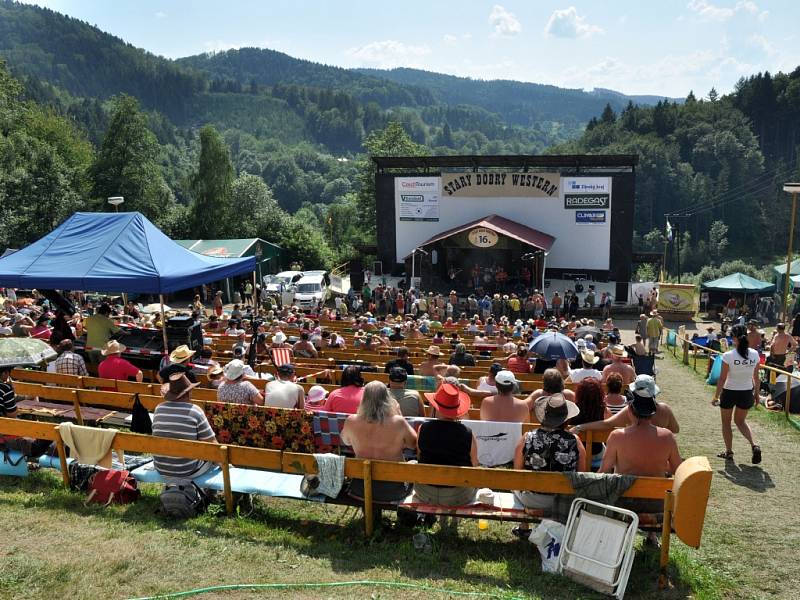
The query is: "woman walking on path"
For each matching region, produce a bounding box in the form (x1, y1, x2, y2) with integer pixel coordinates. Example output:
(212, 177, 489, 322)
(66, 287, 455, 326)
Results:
(712, 324, 762, 464)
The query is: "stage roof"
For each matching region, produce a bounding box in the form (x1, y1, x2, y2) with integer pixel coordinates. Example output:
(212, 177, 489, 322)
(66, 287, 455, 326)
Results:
(404, 214, 556, 258)
(0, 212, 256, 293)
(373, 154, 638, 171)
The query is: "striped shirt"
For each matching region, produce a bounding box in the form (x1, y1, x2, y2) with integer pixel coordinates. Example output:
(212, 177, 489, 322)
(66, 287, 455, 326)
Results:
(606, 401, 629, 416)
(0, 381, 16, 415)
(152, 401, 216, 478)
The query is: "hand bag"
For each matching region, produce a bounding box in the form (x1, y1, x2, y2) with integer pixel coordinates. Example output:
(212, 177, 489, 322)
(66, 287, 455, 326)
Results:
(85, 469, 140, 506)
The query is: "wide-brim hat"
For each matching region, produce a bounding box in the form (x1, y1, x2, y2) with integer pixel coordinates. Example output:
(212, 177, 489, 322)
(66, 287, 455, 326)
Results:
(272, 331, 287, 344)
(208, 365, 223, 377)
(629, 374, 660, 398)
(610, 345, 627, 358)
(102, 340, 127, 355)
(163, 373, 199, 402)
(425, 383, 470, 418)
(580, 350, 600, 364)
(425, 345, 441, 356)
(223, 359, 246, 380)
(170, 344, 195, 363)
(534, 393, 580, 429)
(306, 385, 327, 405)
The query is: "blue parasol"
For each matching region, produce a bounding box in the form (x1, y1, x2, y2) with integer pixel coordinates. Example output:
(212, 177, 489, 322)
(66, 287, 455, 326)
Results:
(528, 332, 579, 361)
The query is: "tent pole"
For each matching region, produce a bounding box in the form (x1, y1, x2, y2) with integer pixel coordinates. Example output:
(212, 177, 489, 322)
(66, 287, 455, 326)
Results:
(159, 294, 169, 354)
(253, 270, 258, 317)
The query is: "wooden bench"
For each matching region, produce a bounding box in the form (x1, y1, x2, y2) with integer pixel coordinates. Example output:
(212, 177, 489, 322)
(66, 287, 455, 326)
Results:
(0, 415, 711, 588)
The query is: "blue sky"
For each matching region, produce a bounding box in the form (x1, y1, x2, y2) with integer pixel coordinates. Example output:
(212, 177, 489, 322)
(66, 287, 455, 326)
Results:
(21, 1, 799, 97)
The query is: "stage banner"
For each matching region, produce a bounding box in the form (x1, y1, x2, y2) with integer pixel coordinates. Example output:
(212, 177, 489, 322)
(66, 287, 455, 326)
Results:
(657, 283, 696, 313)
(441, 172, 560, 198)
(396, 177, 440, 222)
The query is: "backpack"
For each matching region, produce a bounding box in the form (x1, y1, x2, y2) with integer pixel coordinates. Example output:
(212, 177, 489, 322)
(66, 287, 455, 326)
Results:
(86, 470, 140, 506)
(159, 482, 208, 518)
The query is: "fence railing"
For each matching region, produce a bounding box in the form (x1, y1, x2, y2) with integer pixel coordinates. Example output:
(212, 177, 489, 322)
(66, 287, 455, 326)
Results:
(664, 327, 798, 424)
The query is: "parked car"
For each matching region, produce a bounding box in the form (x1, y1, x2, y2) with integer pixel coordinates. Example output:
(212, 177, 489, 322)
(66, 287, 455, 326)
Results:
(263, 271, 303, 293)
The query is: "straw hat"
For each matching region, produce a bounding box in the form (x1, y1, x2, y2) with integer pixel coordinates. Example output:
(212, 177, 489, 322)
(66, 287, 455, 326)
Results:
(102, 340, 127, 355)
(169, 345, 195, 364)
(425, 345, 441, 357)
(609, 345, 627, 358)
(580, 349, 600, 364)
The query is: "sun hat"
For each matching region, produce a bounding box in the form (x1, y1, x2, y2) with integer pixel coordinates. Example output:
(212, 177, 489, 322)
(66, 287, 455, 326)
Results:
(272, 331, 287, 344)
(163, 373, 199, 402)
(580, 349, 600, 365)
(424, 383, 470, 418)
(208, 365, 223, 377)
(389, 366, 408, 383)
(101, 340, 127, 355)
(223, 359, 246, 380)
(306, 385, 327, 405)
(534, 393, 580, 429)
(630, 394, 658, 418)
(610, 345, 627, 358)
(494, 370, 518, 386)
(628, 374, 660, 398)
(169, 344, 195, 363)
(425, 345, 441, 356)
(575, 338, 587, 349)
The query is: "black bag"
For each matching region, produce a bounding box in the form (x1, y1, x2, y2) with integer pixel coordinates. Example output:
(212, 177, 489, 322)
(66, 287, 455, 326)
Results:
(159, 482, 208, 518)
(130, 393, 152, 435)
(69, 462, 99, 492)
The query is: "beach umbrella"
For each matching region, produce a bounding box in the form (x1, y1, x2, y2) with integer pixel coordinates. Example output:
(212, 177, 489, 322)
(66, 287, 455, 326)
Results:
(141, 303, 172, 314)
(529, 331, 579, 361)
(0, 337, 56, 367)
(574, 325, 602, 341)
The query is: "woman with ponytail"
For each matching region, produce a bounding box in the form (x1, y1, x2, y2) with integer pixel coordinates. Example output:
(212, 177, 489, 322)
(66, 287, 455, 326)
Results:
(713, 325, 762, 463)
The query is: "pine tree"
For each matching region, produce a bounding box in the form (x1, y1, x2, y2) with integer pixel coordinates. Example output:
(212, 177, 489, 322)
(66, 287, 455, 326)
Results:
(190, 125, 234, 238)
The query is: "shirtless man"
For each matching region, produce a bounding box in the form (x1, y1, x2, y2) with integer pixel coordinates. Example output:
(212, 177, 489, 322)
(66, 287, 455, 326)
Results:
(340, 381, 417, 502)
(767, 323, 796, 368)
(572, 374, 679, 434)
(746, 321, 762, 353)
(479, 371, 530, 423)
(419, 346, 447, 377)
(527, 368, 576, 406)
(599, 393, 682, 477)
(601, 345, 637, 385)
(292, 331, 318, 359)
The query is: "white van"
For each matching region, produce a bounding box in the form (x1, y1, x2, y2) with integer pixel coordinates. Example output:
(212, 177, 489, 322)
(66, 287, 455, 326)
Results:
(293, 273, 329, 309)
(263, 271, 303, 293)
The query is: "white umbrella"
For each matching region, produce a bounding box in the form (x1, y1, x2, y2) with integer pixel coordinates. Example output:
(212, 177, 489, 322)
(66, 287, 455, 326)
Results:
(141, 303, 172, 314)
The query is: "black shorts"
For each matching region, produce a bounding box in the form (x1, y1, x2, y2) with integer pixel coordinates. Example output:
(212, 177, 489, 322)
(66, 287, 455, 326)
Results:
(720, 388, 755, 410)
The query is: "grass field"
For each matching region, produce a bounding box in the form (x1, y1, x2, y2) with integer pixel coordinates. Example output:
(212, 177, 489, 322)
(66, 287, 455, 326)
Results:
(1, 346, 799, 599)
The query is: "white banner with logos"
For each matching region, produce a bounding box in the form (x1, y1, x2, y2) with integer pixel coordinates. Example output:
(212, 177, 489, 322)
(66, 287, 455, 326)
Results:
(396, 177, 440, 222)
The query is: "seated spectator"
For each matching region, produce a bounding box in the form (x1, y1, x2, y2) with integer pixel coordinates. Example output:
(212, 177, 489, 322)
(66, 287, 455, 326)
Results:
(449, 343, 476, 367)
(322, 365, 364, 414)
(293, 331, 318, 358)
(53, 339, 88, 377)
(387, 366, 425, 417)
(158, 345, 198, 384)
(153, 373, 217, 481)
(512, 393, 586, 537)
(416, 383, 478, 505)
(192, 346, 219, 374)
(432, 330, 446, 345)
(0, 365, 53, 456)
(480, 371, 530, 423)
(477, 362, 503, 393)
(418, 346, 445, 377)
(388, 325, 405, 342)
(98, 340, 143, 385)
(384, 346, 414, 376)
(217, 359, 264, 406)
(602, 345, 636, 385)
(572, 374, 679, 435)
(304, 385, 328, 411)
(29, 315, 52, 340)
(570, 378, 610, 468)
(11, 313, 34, 337)
(264, 364, 304, 409)
(527, 368, 576, 408)
(507, 345, 532, 374)
(0, 316, 12, 336)
(627, 334, 647, 357)
(342, 380, 418, 503)
(206, 365, 224, 389)
(604, 373, 628, 415)
(568, 350, 602, 383)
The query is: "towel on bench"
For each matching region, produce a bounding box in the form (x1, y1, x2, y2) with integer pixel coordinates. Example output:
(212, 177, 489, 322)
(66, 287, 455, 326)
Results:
(58, 422, 117, 468)
(314, 453, 345, 498)
(552, 472, 636, 522)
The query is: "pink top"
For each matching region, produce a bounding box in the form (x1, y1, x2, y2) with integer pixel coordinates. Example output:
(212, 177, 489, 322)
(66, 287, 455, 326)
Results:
(322, 385, 364, 414)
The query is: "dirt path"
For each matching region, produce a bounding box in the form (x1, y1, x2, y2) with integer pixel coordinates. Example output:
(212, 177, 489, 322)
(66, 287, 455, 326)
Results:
(656, 353, 800, 599)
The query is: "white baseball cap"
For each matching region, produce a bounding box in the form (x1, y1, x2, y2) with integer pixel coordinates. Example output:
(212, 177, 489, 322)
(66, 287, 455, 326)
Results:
(495, 370, 518, 386)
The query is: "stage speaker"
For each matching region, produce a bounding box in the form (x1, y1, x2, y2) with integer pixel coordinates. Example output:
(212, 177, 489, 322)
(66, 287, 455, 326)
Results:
(166, 316, 203, 352)
(350, 260, 364, 290)
(615, 281, 629, 303)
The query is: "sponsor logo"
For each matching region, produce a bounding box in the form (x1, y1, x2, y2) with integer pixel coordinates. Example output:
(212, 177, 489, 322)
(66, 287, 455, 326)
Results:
(477, 432, 508, 441)
(564, 194, 610, 209)
(575, 210, 607, 224)
(400, 180, 437, 189)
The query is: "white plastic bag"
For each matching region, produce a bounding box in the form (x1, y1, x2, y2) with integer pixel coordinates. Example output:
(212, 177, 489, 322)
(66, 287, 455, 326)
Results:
(529, 519, 566, 573)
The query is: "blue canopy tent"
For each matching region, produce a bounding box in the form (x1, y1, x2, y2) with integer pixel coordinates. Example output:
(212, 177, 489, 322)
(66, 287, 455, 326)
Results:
(0, 212, 256, 349)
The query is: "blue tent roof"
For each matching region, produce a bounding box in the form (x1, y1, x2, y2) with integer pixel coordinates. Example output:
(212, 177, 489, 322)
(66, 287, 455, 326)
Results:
(0, 212, 256, 293)
(700, 272, 775, 293)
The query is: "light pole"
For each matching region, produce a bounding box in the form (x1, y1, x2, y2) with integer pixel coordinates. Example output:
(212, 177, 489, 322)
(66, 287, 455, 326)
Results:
(107, 196, 124, 212)
(782, 183, 800, 322)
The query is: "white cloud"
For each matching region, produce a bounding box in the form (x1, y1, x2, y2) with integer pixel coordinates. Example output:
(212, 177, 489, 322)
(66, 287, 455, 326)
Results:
(748, 34, 776, 56)
(687, 0, 764, 21)
(443, 34, 458, 45)
(488, 5, 522, 37)
(155, 11, 167, 19)
(345, 40, 431, 69)
(545, 6, 603, 39)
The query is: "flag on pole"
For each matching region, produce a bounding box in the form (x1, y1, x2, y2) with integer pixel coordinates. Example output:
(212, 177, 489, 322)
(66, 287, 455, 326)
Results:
(666, 219, 673, 242)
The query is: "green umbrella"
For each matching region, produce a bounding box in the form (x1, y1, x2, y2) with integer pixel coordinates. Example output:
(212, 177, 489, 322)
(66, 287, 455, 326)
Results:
(0, 337, 56, 367)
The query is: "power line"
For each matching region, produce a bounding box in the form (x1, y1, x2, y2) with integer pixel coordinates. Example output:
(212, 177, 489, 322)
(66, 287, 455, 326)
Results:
(667, 167, 780, 218)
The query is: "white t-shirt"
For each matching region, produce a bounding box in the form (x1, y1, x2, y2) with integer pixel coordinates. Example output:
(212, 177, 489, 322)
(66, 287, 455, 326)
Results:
(264, 379, 301, 408)
(569, 368, 603, 383)
(477, 377, 498, 394)
(722, 348, 759, 390)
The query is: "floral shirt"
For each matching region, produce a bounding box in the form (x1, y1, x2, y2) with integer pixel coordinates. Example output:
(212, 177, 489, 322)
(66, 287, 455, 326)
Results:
(521, 428, 579, 472)
(217, 380, 261, 405)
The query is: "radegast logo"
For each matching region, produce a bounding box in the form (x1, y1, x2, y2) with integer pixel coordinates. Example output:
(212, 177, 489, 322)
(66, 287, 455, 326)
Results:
(564, 194, 610, 209)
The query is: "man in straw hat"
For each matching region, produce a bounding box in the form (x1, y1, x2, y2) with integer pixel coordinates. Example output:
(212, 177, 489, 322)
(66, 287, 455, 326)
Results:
(568, 349, 602, 383)
(153, 373, 217, 481)
(511, 393, 585, 537)
(418, 345, 446, 377)
(158, 344, 197, 384)
(414, 383, 478, 506)
(98, 339, 142, 384)
(601, 344, 636, 385)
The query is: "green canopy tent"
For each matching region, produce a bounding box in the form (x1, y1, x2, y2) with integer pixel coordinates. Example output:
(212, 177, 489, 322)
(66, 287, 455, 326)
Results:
(773, 259, 800, 295)
(701, 272, 776, 316)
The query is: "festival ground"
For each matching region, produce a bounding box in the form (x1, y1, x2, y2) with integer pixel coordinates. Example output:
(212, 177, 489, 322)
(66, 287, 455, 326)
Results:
(1, 325, 798, 600)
